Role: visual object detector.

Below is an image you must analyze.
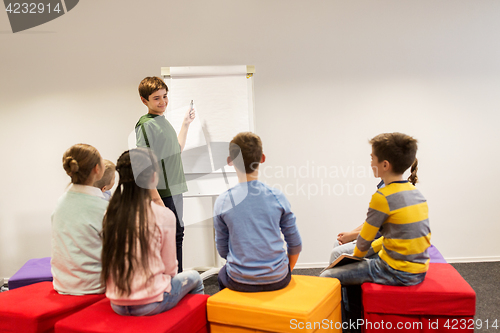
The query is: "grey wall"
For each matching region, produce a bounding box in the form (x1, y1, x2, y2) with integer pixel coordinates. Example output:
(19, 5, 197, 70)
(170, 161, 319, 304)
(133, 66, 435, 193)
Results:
(1, 0, 499, 278)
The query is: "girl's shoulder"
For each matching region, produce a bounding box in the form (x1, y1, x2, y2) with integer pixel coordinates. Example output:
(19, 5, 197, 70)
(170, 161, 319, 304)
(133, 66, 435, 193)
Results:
(150, 201, 176, 228)
(57, 190, 108, 210)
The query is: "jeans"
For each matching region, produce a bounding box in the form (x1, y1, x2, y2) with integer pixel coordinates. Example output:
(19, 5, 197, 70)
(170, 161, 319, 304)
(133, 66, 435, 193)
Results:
(329, 235, 381, 265)
(320, 255, 426, 286)
(162, 194, 184, 272)
(111, 270, 204, 316)
(329, 240, 357, 264)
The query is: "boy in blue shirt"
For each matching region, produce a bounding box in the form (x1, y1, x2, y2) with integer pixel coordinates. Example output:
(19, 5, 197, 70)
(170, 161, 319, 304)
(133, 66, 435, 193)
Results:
(214, 132, 302, 292)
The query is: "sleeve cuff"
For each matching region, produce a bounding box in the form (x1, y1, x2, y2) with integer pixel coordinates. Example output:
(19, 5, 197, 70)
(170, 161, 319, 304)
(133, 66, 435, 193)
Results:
(287, 243, 302, 255)
(353, 246, 367, 258)
(370, 237, 383, 253)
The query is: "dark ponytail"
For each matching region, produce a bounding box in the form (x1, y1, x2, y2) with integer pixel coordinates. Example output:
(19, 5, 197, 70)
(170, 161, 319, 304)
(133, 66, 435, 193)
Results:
(101, 148, 159, 296)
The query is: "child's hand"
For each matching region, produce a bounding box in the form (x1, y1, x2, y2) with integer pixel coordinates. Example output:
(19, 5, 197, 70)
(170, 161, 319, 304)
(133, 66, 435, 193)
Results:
(337, 232, 347, 245)
(337, 231, 356, 245)
(183, 105, 196, 126)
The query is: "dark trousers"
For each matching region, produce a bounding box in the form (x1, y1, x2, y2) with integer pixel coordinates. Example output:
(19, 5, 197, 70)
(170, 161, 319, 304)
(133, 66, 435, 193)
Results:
(161, 194, 184, 273)
(218, 264, 292, 292)
(341, 285, 363, 333)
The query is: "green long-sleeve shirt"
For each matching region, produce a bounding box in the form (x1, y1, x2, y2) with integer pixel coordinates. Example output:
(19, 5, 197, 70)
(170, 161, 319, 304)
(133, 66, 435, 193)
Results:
(135, 114, 188, 198)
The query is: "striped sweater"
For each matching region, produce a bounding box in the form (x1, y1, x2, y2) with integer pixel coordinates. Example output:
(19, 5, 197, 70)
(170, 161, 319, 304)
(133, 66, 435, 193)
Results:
(353, 180, 431, 274)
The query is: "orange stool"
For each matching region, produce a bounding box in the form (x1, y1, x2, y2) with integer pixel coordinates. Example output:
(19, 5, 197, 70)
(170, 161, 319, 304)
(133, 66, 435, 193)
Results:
(207, 275, 342, 333)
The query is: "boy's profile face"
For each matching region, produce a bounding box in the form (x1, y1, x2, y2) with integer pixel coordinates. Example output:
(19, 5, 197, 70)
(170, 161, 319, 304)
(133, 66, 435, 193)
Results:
(370, 148, 384, 178)
(102, 172, 116, 192)
(141, 88, 168, 115)
(95, 156, 105, 181)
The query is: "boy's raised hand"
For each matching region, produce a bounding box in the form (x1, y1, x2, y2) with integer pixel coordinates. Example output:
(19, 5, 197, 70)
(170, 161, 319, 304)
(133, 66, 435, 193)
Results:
(178, 104, 196, 152)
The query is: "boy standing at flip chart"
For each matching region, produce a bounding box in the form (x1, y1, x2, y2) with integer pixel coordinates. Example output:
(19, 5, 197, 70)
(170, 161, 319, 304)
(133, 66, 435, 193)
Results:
(135, 76, 195, 272)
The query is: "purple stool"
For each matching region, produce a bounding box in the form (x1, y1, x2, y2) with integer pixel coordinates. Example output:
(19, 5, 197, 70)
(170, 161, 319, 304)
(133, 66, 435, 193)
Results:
(8, 257, 53, 290)
(429, 244, 447, 263)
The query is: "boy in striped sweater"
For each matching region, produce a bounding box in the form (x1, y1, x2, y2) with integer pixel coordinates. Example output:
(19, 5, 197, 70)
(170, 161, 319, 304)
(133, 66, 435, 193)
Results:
(320, 132, 430, 326)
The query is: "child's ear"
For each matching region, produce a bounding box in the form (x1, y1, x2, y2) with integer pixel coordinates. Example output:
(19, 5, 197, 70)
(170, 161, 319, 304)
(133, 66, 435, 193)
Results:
(227, 156, 233, 166)
(140, 96, 149, 106)
(382, 160, 390, 171)
(150, 171, 159, 188)
(94, 164, 104, 181)
(260, 154, 266, 164)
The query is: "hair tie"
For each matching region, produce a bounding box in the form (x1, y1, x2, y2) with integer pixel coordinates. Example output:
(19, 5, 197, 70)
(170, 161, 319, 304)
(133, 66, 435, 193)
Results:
(119, 176, 135, 184)
(116, 164, 135, 184)
(64, 156, 79, 174)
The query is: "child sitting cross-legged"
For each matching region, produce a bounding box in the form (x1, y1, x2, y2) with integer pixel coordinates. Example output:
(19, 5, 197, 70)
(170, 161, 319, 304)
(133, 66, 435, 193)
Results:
(320, 133, 431, 325)
(101, 148, 203, 316)
(52, 143, 108, 295)
(328, 158, 417, 264)
(214, 132, 302, 292)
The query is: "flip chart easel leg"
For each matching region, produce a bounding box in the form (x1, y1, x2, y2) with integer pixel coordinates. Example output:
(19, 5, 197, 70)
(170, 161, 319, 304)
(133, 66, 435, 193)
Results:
(200, 195, 225, 281)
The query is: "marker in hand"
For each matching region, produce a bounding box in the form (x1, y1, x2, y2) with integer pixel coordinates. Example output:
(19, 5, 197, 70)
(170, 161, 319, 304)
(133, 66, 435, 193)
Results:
(184, 99, 196, 125)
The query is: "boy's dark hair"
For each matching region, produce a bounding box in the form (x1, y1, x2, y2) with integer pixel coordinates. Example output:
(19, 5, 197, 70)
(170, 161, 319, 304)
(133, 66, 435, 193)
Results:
(138, 76, 168, 101)
(229, 132, 263, 174)
(370, 133, 418, 175)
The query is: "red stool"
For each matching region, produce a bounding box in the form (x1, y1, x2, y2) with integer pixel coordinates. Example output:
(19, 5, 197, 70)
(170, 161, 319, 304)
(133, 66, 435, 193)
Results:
(0, 282, 104, 333)
(362, 263, 476, 332)
(54, 294, 210, 333)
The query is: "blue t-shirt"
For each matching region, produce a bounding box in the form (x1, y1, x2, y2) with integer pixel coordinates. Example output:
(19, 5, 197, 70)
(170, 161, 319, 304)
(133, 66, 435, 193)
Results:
(102, 190, 112, 201)
(214, 180, 302, 285)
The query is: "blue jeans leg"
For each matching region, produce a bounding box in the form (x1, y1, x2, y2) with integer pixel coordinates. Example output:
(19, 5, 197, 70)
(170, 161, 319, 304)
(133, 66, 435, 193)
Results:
(320, 258, 373, 285)
(320, 255, 426, 286)
(329, 241, 357, 264)
(111, 270, 204, 316)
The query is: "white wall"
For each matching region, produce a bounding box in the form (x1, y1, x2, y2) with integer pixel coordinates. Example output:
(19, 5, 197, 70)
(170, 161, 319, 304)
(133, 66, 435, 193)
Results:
(1, 0, 499, 278)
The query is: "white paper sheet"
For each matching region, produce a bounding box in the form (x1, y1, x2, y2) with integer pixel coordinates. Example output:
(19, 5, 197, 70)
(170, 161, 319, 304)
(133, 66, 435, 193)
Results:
(166, 67, 252, 174)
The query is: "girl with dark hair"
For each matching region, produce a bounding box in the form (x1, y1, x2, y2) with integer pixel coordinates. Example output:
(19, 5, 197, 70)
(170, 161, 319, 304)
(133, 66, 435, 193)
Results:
(101, 148, 203, 316)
